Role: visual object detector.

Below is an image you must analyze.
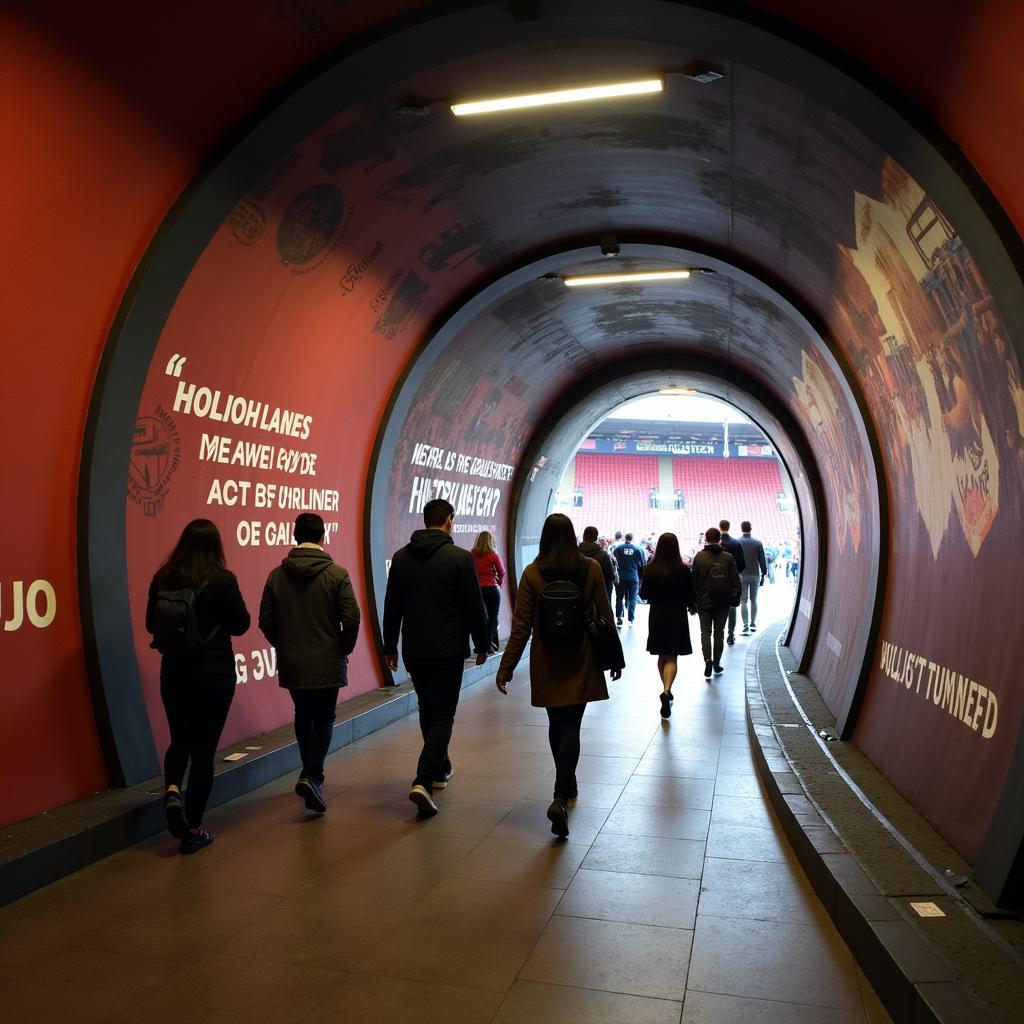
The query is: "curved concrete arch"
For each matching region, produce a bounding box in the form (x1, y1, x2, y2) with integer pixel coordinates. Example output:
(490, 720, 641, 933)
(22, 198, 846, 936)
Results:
(364, 242, 883, 744)
(75, 0, 1024, 901)
(506, 362, 820, 650)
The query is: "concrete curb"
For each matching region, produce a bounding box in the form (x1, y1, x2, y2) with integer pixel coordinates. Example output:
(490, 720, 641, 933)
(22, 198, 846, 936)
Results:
(745, 626, 1003, 1023)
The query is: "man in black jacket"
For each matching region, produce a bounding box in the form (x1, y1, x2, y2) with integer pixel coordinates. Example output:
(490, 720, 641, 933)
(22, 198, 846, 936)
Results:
(718, 519, 746, 646)
(259, 512, 361, 814)
(579, 525, 615, 604)
(383, 498, 488, 817)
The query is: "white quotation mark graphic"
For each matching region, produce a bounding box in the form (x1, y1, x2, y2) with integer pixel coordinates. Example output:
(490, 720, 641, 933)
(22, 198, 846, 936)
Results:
(164, 353, 187, 377)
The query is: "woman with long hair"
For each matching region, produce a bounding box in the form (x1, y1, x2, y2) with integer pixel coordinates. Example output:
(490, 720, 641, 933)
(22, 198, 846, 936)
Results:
(471, 530, 505, 652)
(639, 532, 696, 719)
(495, 513, 621, 838)
(146, 519, 250, 853)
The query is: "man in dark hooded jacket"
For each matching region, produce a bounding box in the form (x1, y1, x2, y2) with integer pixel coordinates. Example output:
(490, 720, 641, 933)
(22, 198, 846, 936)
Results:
(382, 498, 488, 818)
(259, 512, 360, 814)
(578, 525, 615, 604)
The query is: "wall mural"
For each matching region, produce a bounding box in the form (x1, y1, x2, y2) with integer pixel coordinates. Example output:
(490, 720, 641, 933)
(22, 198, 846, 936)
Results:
(829, 160, 1024, 859)
(113, 33, 1022, 866)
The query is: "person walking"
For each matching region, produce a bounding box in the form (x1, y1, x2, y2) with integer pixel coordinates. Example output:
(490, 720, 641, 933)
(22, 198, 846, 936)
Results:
(691, 527, 741, 679)
(259, 512, 361, 815)
(613, 532, 646, 626)
(737, 520, 768, 635)
(147, 519, 250, 854)
(382, 498, 489, 818)
(471, 530, 505, 652)
(495, 513, 622, 839)
(639, 533, 696, 719)
(579, 525, 616, 606)
(718, 520, 746, 646)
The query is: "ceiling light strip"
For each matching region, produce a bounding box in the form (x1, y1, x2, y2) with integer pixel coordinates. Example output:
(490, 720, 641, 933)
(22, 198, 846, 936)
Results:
(451, 78, 663, 116)
(564, 270, 691, 287)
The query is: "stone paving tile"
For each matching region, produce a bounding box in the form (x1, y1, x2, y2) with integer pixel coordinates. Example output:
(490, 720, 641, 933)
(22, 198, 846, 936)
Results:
(3, 598, 890, 1021)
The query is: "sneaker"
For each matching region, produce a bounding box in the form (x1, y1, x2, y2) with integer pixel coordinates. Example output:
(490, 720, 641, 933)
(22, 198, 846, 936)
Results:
(163, 790, 187, 839)
(741, 627, 749, 636)
(409, 784, 438, 817)
(659, 692, 672, 719)
(727, 636, 736, 646)
(750, 624, 757, 632)
(616, 617, 623, 626)
(180, 828, 214, 855)
(547, 799, 569, 839)
(704, 660, 713, 678)
(713, 663, 724, 674)
(433, 766, 454, 790)
(295, 777, 327, 814)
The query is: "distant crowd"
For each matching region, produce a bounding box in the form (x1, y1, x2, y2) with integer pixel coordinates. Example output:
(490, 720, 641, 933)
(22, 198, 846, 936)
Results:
(144, 506, 799, 849)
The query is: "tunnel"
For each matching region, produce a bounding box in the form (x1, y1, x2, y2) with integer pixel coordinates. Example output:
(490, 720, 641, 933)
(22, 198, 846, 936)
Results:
(4, 1, 1024, 1020)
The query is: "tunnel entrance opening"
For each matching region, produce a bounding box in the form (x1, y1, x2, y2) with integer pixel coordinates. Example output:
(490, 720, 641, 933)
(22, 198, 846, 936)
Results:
(510, 381, 809, 652)
(545, 391, 802, 637)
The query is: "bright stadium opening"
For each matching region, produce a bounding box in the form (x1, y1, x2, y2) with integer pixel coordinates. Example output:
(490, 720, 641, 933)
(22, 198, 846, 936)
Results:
(551, 392, 801, 630)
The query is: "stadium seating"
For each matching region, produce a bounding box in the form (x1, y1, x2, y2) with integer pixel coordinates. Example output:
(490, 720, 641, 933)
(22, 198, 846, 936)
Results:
(570, 453, 798, 553)
(671, 456, 797, 546)
(571, 453, 662, 539)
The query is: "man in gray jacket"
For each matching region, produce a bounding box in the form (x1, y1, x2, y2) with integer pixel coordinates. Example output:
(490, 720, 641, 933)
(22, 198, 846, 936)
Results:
(259, 512, 361, 814)
(691, 527, 741, 679)
(737, 520, 768, 635)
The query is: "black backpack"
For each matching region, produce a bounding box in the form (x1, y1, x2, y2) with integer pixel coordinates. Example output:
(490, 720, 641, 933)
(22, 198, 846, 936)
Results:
(149, 578, 219, 655)
(536, 564, 589, 644)
(705, 551, 734, 608)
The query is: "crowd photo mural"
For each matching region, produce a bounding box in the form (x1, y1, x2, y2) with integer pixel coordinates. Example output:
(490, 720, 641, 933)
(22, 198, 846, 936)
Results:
(829, 160, 1024, 860)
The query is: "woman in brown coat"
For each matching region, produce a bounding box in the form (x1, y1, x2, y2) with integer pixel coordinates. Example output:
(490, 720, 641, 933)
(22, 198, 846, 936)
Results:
(495, 513, 622, 838)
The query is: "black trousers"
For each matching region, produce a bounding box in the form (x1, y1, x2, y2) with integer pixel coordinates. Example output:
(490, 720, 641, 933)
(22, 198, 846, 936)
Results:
(289, 686, 341, 785)
(547, 703, 587, 800)
(406, 655, 465, 789)
(160, 673, 235, 827)
(481, 585, 501, 647)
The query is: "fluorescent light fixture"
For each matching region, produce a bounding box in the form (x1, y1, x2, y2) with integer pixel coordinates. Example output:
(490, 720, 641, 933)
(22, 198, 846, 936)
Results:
(451, 78, 663, 116)
(564, 269, 691, 287)
(659, 387, 698, 395)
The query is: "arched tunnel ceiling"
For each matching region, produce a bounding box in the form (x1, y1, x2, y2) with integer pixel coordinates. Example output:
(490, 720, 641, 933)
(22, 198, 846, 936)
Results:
(86, 0, 1024, 882)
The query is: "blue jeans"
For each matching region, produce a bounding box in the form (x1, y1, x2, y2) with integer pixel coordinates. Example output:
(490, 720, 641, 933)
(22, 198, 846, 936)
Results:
(289, 687, 340, 785)
(615, 579, 640, 621)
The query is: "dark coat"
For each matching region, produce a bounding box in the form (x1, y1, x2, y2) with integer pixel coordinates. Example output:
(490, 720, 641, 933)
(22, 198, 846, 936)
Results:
(498, 557, 612, 708)
(640, 566, 696, 656)
(579, 541, 615, 589)
(147, 567, 250, 682)
(259, 546, 361, 690)
(719, 533, 747, 574)
(691, 545, 742, 610)
(382, 529, 488, 659)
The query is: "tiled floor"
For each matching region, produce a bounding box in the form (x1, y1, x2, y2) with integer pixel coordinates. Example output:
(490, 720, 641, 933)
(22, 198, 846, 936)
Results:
(0, 582, 892, 1022)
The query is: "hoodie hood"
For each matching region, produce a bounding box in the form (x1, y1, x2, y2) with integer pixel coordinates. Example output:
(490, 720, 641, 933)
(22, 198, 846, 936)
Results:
(282, 547, 334, 579)
(406, 528, 454, 561)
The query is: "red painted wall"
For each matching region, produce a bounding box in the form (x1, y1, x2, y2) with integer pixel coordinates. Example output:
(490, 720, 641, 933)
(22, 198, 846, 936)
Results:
(1, 0, 1021, 826)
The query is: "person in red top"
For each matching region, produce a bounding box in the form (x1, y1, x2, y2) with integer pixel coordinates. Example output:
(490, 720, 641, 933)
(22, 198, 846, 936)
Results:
(472, 531, 505, 652)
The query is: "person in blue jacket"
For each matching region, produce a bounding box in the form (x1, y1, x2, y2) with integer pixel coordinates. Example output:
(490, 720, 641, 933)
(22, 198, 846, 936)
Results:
(613, 532, 647, 626)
